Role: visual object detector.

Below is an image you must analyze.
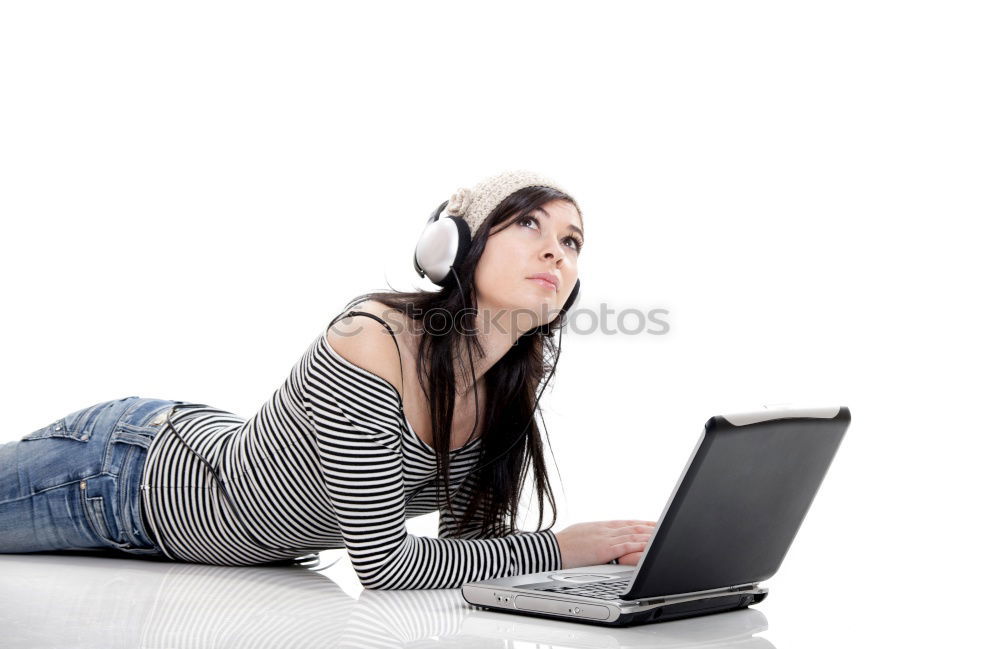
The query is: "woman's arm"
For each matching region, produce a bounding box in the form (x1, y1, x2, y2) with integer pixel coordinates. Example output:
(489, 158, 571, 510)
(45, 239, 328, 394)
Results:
(308, 391, 561, 588)
(309, 316, 561, 589)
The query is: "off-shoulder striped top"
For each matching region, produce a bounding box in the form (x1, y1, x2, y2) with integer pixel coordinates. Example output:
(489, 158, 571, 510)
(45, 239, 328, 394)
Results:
(138, 311, 562, 588)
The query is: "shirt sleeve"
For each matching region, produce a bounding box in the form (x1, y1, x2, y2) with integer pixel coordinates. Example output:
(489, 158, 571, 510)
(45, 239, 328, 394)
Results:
(437, 476, 563, 566)
(305, 340, 562, 589)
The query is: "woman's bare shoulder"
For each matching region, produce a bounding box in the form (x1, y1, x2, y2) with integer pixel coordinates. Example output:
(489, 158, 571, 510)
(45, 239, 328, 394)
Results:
(325, 300, 407, 395)
(338, 299, 411, 338)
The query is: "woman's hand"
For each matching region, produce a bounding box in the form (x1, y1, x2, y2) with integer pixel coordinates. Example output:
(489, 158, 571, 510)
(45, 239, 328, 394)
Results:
(554, 520, 658, 568)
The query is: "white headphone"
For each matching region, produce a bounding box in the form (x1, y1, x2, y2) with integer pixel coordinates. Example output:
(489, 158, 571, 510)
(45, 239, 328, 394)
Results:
(412, 200, 471, 285)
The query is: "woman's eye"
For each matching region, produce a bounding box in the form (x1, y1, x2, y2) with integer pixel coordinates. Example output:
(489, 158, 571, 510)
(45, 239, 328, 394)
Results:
(520, 215, 582, 251)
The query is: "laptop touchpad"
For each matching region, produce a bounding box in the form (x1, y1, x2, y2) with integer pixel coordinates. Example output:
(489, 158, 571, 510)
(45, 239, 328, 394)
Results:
(549, 573, 617, 582)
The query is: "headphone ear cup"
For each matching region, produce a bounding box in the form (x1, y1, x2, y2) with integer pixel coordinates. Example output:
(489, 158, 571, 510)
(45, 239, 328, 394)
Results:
(414, 210, 472, 286)
(449, 216, 472, 279)
(414, 201, 447, 277)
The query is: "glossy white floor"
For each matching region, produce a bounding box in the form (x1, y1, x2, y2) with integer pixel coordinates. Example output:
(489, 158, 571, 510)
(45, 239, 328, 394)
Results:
(0, 544, 986, 648)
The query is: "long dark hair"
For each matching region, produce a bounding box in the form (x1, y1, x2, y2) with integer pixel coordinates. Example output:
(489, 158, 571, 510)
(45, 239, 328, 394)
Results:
(345, 185, 581, 538)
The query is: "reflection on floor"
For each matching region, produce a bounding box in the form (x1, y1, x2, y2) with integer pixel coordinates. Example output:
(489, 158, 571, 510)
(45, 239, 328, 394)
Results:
(0, 551, 772, 648)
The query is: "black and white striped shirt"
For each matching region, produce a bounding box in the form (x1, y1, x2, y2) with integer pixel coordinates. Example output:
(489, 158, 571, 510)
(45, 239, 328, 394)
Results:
(139, 315, 562, 588)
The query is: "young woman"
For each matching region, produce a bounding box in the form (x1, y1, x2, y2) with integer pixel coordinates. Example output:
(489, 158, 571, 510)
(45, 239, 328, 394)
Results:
(0, 169, 656, 589)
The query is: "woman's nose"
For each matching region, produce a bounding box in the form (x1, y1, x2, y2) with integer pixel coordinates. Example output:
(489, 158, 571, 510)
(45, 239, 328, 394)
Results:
(540, 236, 565, 261)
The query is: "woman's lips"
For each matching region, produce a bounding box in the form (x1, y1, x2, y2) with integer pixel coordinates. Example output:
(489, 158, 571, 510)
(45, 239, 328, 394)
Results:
(529, 277, 558, 291)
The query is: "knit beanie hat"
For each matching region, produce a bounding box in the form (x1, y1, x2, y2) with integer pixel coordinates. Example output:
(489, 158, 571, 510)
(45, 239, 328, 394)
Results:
(444, 169, 582, 238)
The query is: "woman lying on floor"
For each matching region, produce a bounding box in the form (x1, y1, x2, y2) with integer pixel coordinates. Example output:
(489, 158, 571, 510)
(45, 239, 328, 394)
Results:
(0, 169, 655, 589)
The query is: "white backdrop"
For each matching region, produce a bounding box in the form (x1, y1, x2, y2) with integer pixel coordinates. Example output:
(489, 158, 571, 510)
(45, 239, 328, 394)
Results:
(1, 1, 996, 645)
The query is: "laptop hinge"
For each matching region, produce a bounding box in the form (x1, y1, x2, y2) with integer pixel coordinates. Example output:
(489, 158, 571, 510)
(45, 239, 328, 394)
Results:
(624, 582, 761, 605)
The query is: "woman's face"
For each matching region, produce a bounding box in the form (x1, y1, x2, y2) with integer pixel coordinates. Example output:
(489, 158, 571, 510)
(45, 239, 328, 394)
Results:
(474, 199, 584, 334)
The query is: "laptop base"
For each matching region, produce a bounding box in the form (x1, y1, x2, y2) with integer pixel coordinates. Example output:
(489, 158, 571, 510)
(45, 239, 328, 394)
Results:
(462, 585, 768, 627)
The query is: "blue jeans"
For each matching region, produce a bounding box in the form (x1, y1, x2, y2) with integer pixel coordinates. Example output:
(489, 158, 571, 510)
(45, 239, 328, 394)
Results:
(0, 396, 177, 559)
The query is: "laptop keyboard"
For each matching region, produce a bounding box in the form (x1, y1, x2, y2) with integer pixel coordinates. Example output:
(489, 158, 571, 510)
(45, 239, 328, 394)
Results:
(535, 577, 632, 600)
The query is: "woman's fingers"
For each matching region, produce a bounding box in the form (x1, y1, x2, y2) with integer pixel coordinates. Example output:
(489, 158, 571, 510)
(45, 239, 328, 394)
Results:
(611, 536, 652, 557)
(609, 523, 657, 532)
(611, 527, 653, 539)
(617, 551, 645, 566)
(606, 521, 657, 564)
(607, 520, 656, 527)
(613, 533, 652, 542)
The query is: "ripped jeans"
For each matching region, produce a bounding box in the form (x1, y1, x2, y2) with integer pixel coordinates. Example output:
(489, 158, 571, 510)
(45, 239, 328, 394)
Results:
(0, 396, 177, 558)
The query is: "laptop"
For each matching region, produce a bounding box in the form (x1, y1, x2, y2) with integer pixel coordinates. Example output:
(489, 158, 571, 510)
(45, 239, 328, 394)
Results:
(462, 404, 851, 627)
